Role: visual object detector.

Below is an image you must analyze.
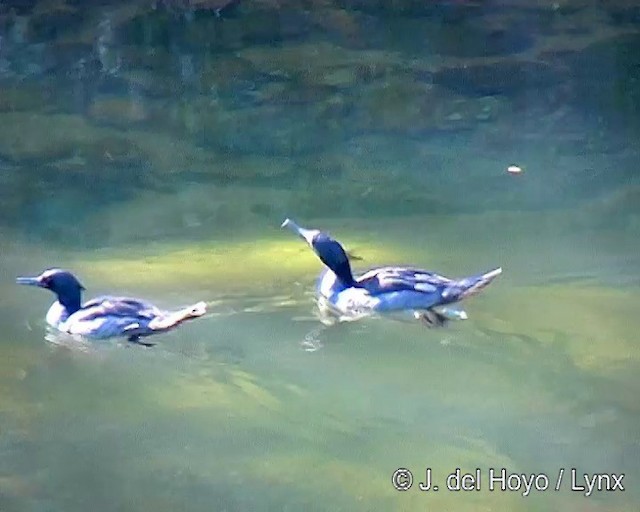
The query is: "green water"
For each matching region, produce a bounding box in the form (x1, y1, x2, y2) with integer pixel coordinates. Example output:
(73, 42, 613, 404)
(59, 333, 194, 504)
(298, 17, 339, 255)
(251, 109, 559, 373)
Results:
(1, 2, 640, 511)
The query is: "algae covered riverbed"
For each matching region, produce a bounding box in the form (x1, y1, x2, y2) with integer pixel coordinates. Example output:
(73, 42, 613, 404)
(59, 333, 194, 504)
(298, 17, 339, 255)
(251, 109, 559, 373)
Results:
(2, 207, 639, 512)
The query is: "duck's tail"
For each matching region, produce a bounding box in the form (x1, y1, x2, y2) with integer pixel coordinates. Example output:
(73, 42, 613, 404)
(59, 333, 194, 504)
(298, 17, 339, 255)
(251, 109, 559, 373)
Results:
(148, 302, 207, 331)
(441, 267, 502, 303)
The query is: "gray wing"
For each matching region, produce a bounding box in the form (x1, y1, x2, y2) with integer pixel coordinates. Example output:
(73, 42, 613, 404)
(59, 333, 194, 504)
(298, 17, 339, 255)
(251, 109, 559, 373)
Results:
(77, 296, 163, 322)
(357, 267, 454, 296)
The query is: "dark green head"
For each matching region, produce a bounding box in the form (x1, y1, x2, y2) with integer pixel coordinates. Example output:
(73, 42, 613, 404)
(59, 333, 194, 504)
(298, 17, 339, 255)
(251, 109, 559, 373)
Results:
(17, 268, 85, 314)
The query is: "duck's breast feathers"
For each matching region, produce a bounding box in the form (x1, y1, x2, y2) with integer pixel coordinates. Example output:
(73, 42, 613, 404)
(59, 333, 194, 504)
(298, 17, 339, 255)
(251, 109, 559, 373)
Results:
(356, 267, 453, 296)
(316, 268, 348, 298)
(45, 302, 68, 328)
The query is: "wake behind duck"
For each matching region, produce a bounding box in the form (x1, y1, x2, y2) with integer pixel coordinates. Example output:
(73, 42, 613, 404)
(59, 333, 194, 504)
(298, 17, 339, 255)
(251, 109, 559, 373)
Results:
(17, 268, 206, 346)
(281, 218, 501, 327)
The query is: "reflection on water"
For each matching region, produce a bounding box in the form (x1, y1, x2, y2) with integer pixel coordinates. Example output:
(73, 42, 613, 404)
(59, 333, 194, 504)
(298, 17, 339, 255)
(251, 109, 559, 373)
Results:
(1, 1, 639, 511)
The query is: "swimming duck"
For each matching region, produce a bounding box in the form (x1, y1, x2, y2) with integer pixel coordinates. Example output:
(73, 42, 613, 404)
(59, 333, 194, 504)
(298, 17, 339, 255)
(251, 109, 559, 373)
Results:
(281, 218, 502, 326)
(16, 268, 207, 346)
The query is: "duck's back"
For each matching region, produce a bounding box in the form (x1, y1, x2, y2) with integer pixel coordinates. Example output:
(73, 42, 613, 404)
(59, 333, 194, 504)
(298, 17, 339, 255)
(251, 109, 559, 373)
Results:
(79, 296, 161, 319)
(61, 296, 163, 339)
(316, 266, 451, 313)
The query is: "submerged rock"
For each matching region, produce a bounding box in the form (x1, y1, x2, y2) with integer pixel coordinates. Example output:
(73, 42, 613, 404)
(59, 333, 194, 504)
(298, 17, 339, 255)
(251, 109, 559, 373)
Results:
(125, 131, 214, 176)
(210, 154, 297, 183)
(432, 59, 563, 96)
(0, 1, 39, 16)
(426, 20, 536, 58)
(602, 0, 640, 24)
(120, 68, 186, 99)
(116, 0, 310, 54)
(557, 33, 640, 110)
(64, 183, 286, 248)
(0, 112, 95, 162)
(353, 77, 443, 133)
(27, 1, 88, 43)
(198, 54, 260, 94)
(308, 6, 371, 47)
(78, 136, 149, 170)
(88, 94, 152, 126)
(219, 6, 312, 46)
(586, 185, 640, 226)
(0, 108, 301, 187)
(157, 0, 241, 15)
(351, 77, 507, 134)
(337, 0, 480, 19)
(0, 112, 151, 169)
(237, 41, 400, 78)
(286, 146, 449, 218)
(199, 104, 346, 156)
(490, 0, 593, 12)
(0, 82, 51, 112)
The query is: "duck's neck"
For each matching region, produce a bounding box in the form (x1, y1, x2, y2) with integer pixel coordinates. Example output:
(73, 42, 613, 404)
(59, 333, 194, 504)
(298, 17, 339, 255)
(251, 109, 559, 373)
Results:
(312, 235, 358, 288)
(56, 291, 82, 316)
(333, 261, 357, 288)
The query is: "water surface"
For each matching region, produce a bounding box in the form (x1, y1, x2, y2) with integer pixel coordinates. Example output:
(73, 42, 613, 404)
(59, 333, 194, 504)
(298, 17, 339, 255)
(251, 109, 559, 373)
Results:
(1, 2, 639, 511)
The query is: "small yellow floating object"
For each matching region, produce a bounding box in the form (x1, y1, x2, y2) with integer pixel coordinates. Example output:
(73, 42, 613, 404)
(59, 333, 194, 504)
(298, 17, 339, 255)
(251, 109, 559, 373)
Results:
(507, 165, 523, 175)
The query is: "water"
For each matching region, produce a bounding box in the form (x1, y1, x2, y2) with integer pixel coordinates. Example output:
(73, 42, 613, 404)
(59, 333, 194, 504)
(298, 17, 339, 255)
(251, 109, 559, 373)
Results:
(1, 1, 639, 511)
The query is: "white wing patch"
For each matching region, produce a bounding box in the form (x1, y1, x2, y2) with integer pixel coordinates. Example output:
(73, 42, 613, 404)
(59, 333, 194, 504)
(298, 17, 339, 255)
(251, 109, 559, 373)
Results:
(413, 282, 437, 293)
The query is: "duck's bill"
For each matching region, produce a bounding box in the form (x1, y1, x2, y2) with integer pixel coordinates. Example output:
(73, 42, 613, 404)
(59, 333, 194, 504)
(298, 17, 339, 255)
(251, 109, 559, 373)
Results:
(281, 218, 317, 245)
(16, 276, 42, 287)
(281, 218, 295, 229)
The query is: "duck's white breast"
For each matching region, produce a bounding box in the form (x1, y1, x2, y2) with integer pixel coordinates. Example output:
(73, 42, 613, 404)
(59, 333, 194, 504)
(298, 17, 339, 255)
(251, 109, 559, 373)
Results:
(316, 269, 380, 317)
(332, 287, 380, 315)
(62, 317, 110, 337)
(317, 270, 340, 298)
(45, 302, 68, 329)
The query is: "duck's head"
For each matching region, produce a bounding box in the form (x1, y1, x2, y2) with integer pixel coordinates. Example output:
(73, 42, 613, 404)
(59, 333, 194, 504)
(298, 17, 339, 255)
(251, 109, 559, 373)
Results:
(17, 268, 85, 314)
(281, 218, 356, 287)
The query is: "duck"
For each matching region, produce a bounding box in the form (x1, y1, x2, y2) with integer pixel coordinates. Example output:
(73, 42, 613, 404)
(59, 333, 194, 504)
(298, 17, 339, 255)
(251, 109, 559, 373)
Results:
(281, 218, 502, 326)
(16, 268, 207, 346)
